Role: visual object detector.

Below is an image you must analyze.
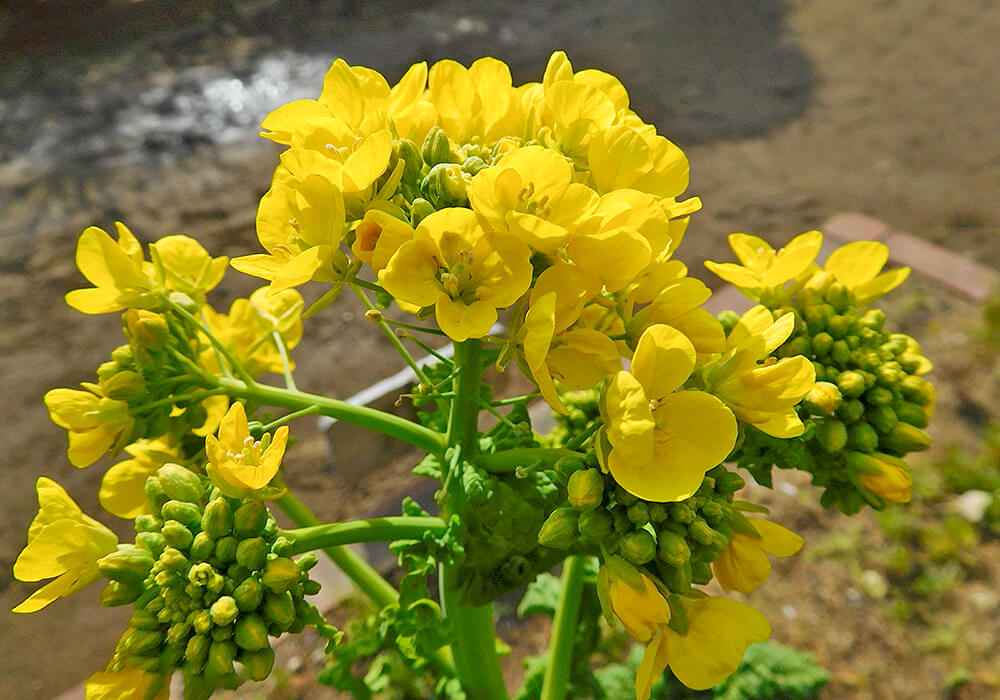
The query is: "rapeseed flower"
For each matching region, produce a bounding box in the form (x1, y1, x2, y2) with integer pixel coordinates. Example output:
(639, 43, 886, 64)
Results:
(44, 386, 133, 468)
(84, 669, 168, 700)
(704, 230, 823, 304)
(824, 240, 910, 306)
(99, 438, 180, 519)
(712, 516, 803, 593)
(205, 402, 288, 496)
(65, 223, 161, 314)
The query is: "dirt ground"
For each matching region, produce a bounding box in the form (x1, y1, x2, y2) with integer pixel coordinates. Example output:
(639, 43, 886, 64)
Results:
(1, 1, 998, 697)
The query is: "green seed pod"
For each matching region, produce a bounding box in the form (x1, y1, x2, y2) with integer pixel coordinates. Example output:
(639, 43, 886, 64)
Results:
(209, 596, 239, 627)
(869, 404, 899, 434)
(233, 577, 264, 612)
(803, 381, 843, 416)
(302, 580, 322, 596)
(657, 529, 691, 568)
(537, 507, 580, 549)
(190, 532, 215, 562)
(567, 468, 604, 511)
(161, 520, 194, 550)
(122, 627, 164, 657)
(135, 532, 167, 559)
(234, 614, 270, 651)
(881, 423, 932, 453)
(144, 476, 170, 513)
(201, 498, 234, 539)
(620, 530, 656, 565)
(626, 501, 650, 526)
(831, 339, 852, 366)
(262, 591, 296, 630)
(214, 536, 238, 563)
(261, 557, 301, 594)
(233, 501, 268, 539)
(205, 639, 238, 678)
(161, 500, 202, 530)
(812, 331, 834, 357)
(894, 400, 930, 428)
(421, 125, 455, 166)
(848, 422, 879, 453)
(241, 646, 275, 682)
(156, 464, 204, 505)
(814, 418, 848, 453)
(99, 545, 155, 585)
(101, 580, 143, 607)
(578, 509, 613, 539)
(236, 538, 269, 572)
(837, 371, 866, 399)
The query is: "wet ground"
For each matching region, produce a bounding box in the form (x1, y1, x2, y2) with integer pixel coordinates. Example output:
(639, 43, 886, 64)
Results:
(1, 0, 999, 697)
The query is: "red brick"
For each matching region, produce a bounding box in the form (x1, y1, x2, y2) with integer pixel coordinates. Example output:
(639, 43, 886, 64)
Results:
(885, 231, 1000, 301)
(821, 212, 891, 243)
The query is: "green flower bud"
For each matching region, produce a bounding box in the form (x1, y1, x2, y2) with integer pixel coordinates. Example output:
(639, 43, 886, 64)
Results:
(578, 509, 613, 539)
(129, 609, 162, 631)
(567, 468, 604, 511)
(296, 553, 319, 572)
(803, 381, 842, 416)
(262, 591, 296, 630)
(611, 508, 632, 534)
(96, 360, 122, 384)
(836, 398, 866, 424)
(900, 376, 934, 405)
(214, 536, 237, 563)
(161, 500, 202, 530)
(831, 339, 852, 366)
(134, 514, 163, 534)
(656, 530, 691, 568)
(166, 621, 191, 647)
(859, 308, 886, 331)
(825, 281, 850, 312)
(302, 580, 322, 596)
(869, 404, 899, 434)
(688, 518, 717, 546)
(233, 500, 268, 539)
(101, 580, 143, 607)
(205, 639, 237, 679)
(620, 530, 656, 565)
(122, 627, 164, 657)
(422, 163, 469, 208)
(659, 561, 692, 594)
(234, 614, 270, 651)
(648, 503, 669, 522)
(461, 155, 488, 176)
(135, 532, 167, 559)
(626, 501, 650, 526)
(897, 353, 925, 374)
(881, 423, 932, 454)
(717, 309, 741, 335)
(537, 507, 579, 549)
(395, 137, 424, 182)
(855, 351, 881, 372)
(190, 609, 213, 635)
(815, 418, 848, 453)
(233, 577, 264, 612)
(187, 562, 215, 587)
(261, 557, 300, 594)
(828, 313, 853, 339)
(226, 563, 251, 583)
(190, 532, 215, 562)
(236, 538, 268, 571)
(837, 371, 866, 399)
(812, 332, 834, 357)
(102, 370, 145, 401)
(144, 595, 166, 614)
(894, 400, 929, 428)
(804, 303, 833, 334)
(157, 464, 204, 505)
(848, 422, 879, 453)
(125, 309, 171, 350)
(184, 634, 210, 669)
(421, 125, 455, 166)
(691, 560, 713, 585)
(211, 625, 233, 642)
(410, 197, 435, 227)
(144, 476, 170, 513)
(241, 646, 276, 682)
(865, 386, 894, 406)
(209, 596, 239, 627)
(99, 545, 155, 585)
(669, 502, 696, 524)
(779, 336, 811, 358)
(109, 343, 134, 366)
(162, 520, 194, 550)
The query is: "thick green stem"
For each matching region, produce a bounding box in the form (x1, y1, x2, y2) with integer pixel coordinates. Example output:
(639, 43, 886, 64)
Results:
(216, 376, 445, 454)
(439, 340, 509, 700)
(540, 556, 588, 700)
(476, 447, 586, 473)
(283, 516, 448, 554)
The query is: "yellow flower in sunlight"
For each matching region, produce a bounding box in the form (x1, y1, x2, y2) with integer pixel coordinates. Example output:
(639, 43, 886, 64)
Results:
(703, 306, 815, 438)
(602, 324, 737, 502)
(232, 172, 349, 292)
(147, 234, 228, 304)
(99, 438, 181, 519)
(428, 57, 524, 145)
(624, 269, 726, 357)
(636, 596, 770, 696)
(712, 516, 804, 593)
(379, 208, 532, 341)
(824, 240, 910, 306)
(13, 478, 118, 613)
(854, 452, 913, 503)
(704, 231, 823, 303)
(205, 402, 288, 496)
(85, 669, 168, 700)
(604, 566, 671, 643)
(64, 222, 161, 314)
(44, 387, 133, 468)
(351, 208, 415, 275)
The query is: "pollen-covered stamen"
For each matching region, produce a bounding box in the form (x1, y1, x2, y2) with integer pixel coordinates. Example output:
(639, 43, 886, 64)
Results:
(440, 272, 461, 298)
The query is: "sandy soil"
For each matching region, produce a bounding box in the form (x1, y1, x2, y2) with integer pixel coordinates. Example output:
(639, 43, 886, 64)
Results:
(1, 0, 998, 697)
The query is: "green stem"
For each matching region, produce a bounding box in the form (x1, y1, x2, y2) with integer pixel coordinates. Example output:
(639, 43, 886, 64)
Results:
(272, 330, 297, 390)
(283, 516, 448, 554)
(215, 376, 446, 454)
(476, 447, 586, 474)
(539, 556, 588, 700)
(351, 284, 432, 386)
(439, 341, 509, 700)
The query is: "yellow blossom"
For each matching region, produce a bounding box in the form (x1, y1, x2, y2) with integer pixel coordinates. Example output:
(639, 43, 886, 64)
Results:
(147, 234, 228, 304)
(205, 403, 288, 497)
(824, 240, 910, 306)
(99, 438, 181, 519)
(85, 669, 168, 700)
(351, 208, 415, 275)
(602, 325, 737, 502)
(702, 306, 815, 438)
(12, 478, 118, 613)
(65, 223, 161, 314)
(604, 567, 671, 643)
(379, 208, 532, 341)
(857, 453, 913, 503)
(704, 231, 823, 303)
(428, 57, 524, 145)
(712, 517, 804, 593)
(44, 387, 133, 468)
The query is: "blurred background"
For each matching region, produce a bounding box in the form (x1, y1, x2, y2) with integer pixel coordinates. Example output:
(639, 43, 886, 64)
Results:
(1, 1, 998, 697)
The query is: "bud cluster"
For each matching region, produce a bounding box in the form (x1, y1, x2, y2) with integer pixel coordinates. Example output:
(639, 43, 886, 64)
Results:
(97, 463, 323, 695)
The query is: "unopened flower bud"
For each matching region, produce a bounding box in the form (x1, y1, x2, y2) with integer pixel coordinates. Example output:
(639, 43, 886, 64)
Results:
(657, 530, 691, 568)
(234, 500, 268, 538)
(421, 125, 456, 166)
(578, 509, 613, 539)
(880, 422, 932, 454)
(235, 537, 268, 571)
(125, 309, 171, 350)
(209, 596, 239, 626)
(620, 530, 656, 565)
(461, 155, 488, 176)
(394, 137, 424, 181)
(157, 463, 204, 505)
(241, 646, 276, 682)
(214, 536, 237, 563)
(422, 163, 469, 208)
(687, 518, 718, 546)
(626, 501, 650, 526)
(847, 421, 879, 453)
(234, 613, 270, 651)
(364, 309, 383, 322)
(567, 468, 604, 511)
(204, 639, 237, 678)
(894, 400, 929, 428)
(825, 281, 851, 312)
(837, 370, 866, 399)
(99, 545, 155, 585)
(716, 310, 741, 335)
(803, 381, 842, 416)
(262, 591, 297, 630)
(537, 507, 579, 549)
(161, 500, 202, 530)
(101, 580, 143, 607)
(815, 417, 848, 453)
(261, 557, 300, 594)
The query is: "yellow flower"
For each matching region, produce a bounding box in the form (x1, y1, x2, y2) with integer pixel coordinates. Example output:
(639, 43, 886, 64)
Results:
(85, 669, 168, 700)
(712, 517, 804, 593)
(467, 145, 598, 253)
(704, 231, 823, 303)
(602, 325, 737, 502)
(232, 172, 349, 292)
(44, 387, 133, 468)
(99, 438, 180, 519)
(379, 208, 532, 341)
(351, 208, 416, 275)
(206, 403, 288, 497)
(428, 57, 524, 145)
(856, 453, 913, 503)
(586, 123, 690, 199)
(824, 240, 910, 306)
(12, 478, 118, 613)
(64, 223, 161, 314)
(604, 567, 671, 643)
(286, 125, 394, 194)
(636, 596, 770, 696)
(147, 234, 228, 304)
(703, 306, 815, 438)
(624, 270, 726, 357)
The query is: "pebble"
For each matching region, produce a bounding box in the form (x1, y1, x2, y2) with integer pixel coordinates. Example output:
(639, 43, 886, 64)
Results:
(946, 490, 993, 523)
